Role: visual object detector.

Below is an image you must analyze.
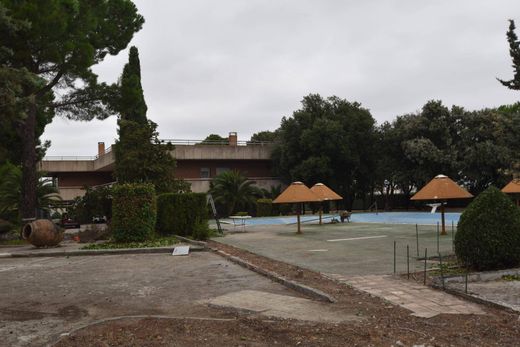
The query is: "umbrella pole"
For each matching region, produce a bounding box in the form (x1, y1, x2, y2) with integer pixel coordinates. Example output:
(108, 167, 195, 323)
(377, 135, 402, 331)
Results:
(319, 206, 322, 225)
(441, 204, 447, 235)
(297, 212, 301, 234)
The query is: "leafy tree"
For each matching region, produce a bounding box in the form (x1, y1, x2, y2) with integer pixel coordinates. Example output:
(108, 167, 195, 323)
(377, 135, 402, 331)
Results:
(0, 162, 61, 223)
(0, 0, 144, 220)
(209, 170, 261, 216)
(114, 47, 183, 193)
(249, 130, 277, 143)
(272, 94, 377, 208)
(498, 19, 520, 90)
(68, 186, 112, 224)
(200, 134, 228, 145)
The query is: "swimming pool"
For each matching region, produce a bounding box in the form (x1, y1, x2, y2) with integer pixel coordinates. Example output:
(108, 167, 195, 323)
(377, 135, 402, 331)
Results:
(221, 212, 461, 226)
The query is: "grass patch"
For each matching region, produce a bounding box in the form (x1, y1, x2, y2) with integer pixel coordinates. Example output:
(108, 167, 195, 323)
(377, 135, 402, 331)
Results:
(502, 274, 520, 281)
(0, 239, 27, 246)
(81, 236, 178, 250)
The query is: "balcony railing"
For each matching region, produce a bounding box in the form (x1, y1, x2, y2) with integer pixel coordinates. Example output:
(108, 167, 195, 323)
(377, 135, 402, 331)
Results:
(42, 139, 273, 161)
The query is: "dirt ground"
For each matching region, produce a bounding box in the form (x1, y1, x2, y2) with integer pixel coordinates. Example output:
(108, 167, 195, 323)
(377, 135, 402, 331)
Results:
(50, 241, 520, 347)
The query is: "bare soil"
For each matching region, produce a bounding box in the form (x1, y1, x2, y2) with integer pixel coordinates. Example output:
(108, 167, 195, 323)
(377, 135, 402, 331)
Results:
(53, 241, 520, 347)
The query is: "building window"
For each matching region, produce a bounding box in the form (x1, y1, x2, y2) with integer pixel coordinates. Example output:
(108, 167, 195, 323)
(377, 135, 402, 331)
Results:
(216, 167, 230, 176)
(200, 168, 210, 179)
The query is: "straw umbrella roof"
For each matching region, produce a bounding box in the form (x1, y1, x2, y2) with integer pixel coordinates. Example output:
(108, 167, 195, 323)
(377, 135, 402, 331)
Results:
(411, 174, 473, 201)
(310, 183, 343, 201)
(273, 182, 322, 204)
(502, 179, 520, 194)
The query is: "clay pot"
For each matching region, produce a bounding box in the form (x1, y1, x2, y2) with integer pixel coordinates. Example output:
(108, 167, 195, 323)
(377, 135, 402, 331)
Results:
(22, 219, 63, 247)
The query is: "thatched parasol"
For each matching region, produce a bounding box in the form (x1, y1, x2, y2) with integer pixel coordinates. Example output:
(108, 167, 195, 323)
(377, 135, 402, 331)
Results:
(502, 179, 520, 206)
(411, 174, 473, 235)
(273, 182, 322, 233)
(310, 183, 343, 224)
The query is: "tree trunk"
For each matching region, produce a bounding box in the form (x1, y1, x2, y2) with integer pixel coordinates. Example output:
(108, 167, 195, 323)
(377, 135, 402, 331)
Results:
(19, 99, 38, 220)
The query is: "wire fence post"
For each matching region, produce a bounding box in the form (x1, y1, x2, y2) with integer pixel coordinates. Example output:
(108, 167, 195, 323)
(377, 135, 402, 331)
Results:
(407, 245, 410, 279)
(439, 252, 445, 290)
(415, 224, 419, 257)
(451, 220, 455, 252)
(423, 248, 428, 285)
(393, 241, 396, 274)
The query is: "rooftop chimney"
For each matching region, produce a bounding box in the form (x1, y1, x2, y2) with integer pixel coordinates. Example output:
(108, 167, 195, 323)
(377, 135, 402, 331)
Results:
(98, 142, 105, 156)
(228, 132, 237, 146)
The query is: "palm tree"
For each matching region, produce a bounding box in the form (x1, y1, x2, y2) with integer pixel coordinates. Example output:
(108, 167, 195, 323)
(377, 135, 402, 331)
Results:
(0, 162, 61, 222)
(209, 170, 260, 216)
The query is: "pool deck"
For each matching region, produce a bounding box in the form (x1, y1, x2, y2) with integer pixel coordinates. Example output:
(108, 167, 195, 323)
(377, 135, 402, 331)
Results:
(214, 221, 456, 277)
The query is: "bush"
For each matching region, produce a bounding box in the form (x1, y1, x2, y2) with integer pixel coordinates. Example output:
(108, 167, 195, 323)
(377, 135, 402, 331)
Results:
(454, 186, 520, 270)
(192, 220, 211, 240)
(256, 199, 273, 217)
(0, 219, 13, 234)
(156, 193, 208, 237)
(111, 183, 156, 242)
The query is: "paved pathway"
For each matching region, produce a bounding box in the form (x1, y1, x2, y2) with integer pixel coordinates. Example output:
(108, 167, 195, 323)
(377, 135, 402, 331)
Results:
(326, 274, 485, 318)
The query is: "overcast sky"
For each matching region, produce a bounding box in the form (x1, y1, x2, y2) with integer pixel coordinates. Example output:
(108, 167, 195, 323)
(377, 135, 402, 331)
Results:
(43, 0, 520, 156)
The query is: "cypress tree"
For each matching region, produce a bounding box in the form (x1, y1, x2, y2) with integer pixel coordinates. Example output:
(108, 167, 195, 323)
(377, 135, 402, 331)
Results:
(498, 20, 520, 90)
(114, 47, 187, 193)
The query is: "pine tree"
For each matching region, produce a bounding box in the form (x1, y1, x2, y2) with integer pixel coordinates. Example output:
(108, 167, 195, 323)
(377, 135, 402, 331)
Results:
(498, 20, 520, 90)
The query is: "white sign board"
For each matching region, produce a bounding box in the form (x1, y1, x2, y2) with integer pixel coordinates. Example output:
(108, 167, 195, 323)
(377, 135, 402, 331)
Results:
(172, 246, 190, 256)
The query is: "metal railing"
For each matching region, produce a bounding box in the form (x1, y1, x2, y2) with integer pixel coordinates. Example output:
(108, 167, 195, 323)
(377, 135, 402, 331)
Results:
(159, 139, 274, 146)
(42, 139, 273, 161)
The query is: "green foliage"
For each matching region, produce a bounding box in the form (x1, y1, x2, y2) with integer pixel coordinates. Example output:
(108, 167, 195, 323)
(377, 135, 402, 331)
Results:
(111, 183, 156, 243)
(118, 46, 147, 124)
(272, 94, 376, 208)
(191, 220, 211, 241)
(200, 134, 228, 145)
(454, 186, 520, 270)
(0, 219, 14, 234)
(81, 236, 177, 250)
(234, 211, 248, 216)
(0, 0, 143, 218)
(502, 274, 520, 281)
(0, 162, 61, 223)
(156, 193, 208, 237)
(256, 199, 273, 217)
(249, 130, 277, 143)
(68, 186, 112, 224)
(498, 20, 520, 90)
(209, 170, 261, 216)
(114, 47, 179, 194)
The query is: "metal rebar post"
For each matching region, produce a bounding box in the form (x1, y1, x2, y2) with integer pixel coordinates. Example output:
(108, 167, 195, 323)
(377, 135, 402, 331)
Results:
(439, 252, 445, 290)
(393, 241, 396, 274)
(415, 224, 419, 257)
(423, 248, 427, 285)
(407, 245, 410, 279)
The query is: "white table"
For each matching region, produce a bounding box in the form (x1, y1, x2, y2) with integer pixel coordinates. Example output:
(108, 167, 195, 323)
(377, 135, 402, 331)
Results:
(228, 215, 251, 232)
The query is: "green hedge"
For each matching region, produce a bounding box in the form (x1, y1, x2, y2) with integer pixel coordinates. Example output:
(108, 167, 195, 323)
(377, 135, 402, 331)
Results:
(256, 199, 273, 217)
(111, 183, 156, 242)
(454, 186, 520, 270)
(156, 193, 208, 237)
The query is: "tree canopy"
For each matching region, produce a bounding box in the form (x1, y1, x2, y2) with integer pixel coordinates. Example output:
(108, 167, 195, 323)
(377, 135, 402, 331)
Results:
(272, 94, 377, 207)
(0, 0, 144, 219)
(498, 19, 520, 90)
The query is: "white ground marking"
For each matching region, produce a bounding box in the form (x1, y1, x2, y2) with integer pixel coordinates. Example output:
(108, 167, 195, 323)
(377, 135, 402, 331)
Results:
(308, 249, 328, 252)
(326, 235, 387, 242)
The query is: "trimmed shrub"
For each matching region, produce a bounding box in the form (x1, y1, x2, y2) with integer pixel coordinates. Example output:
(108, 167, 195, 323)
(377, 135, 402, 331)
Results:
(454, 186, 520, 270)
(111, 183, 156, 242)
(256, 199, 273, 217)
(192, 220, 211, 240)
(156, 193, 208, 236)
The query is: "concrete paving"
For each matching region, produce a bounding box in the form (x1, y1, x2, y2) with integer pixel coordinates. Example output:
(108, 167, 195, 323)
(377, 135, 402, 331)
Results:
(216, 222, 456, 277)
(327, 274, 485, 318)
(203, 290, 359, 323)
(0, 252, 298, 347)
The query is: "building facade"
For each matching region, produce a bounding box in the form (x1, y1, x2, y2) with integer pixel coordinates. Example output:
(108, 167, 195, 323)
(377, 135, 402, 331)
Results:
(39, 133, 281, 201)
